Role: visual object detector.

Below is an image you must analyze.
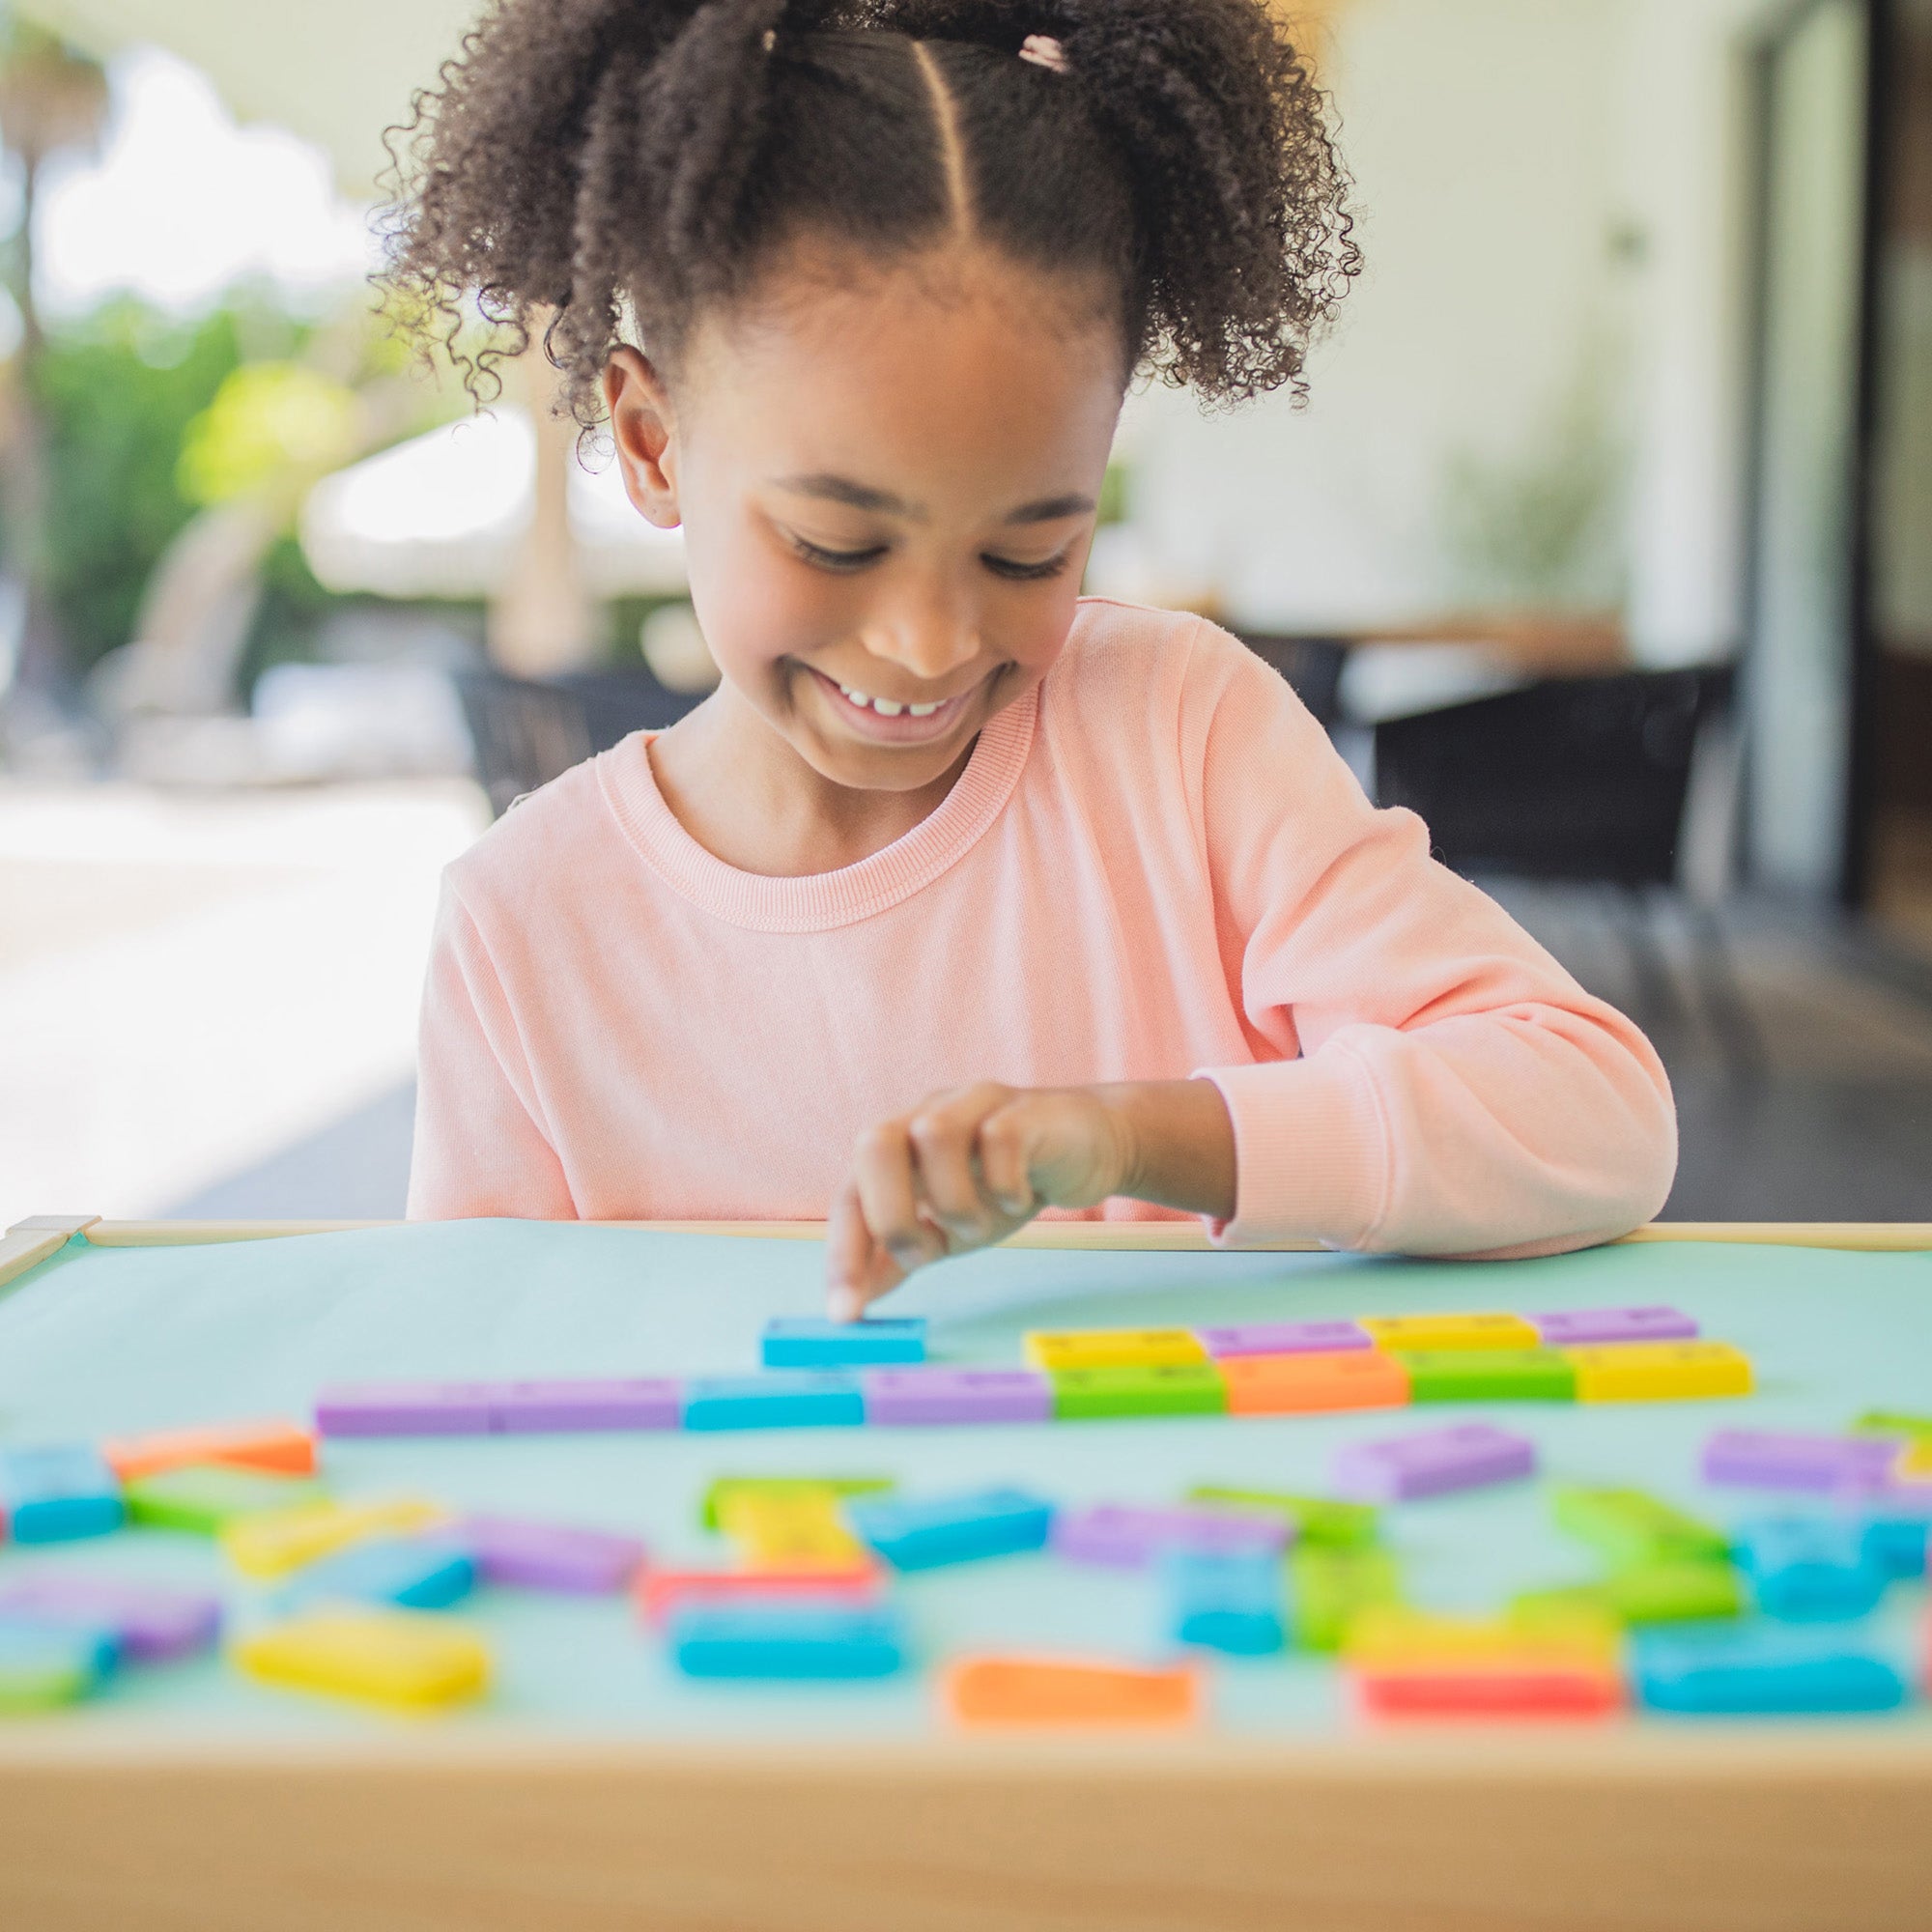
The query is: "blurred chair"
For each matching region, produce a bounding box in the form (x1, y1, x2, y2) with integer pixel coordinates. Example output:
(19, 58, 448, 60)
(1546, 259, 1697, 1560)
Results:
(1372, 668, 1760, 1070)
(1235, 633, 1349, 728)
(454, 667, 702, 817)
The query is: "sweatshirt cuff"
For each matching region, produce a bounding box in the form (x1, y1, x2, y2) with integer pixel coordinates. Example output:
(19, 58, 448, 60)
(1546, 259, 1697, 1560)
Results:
(1195, 1053, 1389, 1249)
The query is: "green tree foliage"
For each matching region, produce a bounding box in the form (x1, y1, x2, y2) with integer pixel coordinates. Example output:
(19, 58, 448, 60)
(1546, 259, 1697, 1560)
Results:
(30, 300, 250, 675)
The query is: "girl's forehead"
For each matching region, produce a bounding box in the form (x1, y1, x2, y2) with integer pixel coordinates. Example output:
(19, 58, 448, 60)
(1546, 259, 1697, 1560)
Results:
(679, 243, 1126, 476)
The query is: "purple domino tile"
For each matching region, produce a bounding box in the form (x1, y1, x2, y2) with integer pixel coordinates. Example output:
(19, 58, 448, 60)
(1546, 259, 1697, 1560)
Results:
(313, 1382, 500, 1437)
(456, 1516, 647, 1593)
(1701, 1430, 1904, 1493)
(1330, 1423, 1536, 1502)
(1196, 1320, 1371, 1358)
(1050, 1503, 1291, 1569)
(861, 1368, 1053, 1426)
(1530, 1305, 1700, 1347)
(488, 1379, 682, 1433)
(0, 1575, 220, 1662)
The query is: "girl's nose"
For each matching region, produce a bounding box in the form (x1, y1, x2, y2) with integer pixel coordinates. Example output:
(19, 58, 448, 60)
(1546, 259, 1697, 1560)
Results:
(860, 586, 983, 685)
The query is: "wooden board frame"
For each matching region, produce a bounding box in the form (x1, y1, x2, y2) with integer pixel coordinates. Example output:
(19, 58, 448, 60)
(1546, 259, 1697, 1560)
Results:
(1, 1213, 1928, 1929)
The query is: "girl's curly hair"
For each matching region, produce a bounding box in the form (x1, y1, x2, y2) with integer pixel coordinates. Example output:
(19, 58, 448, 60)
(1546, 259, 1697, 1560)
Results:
(381, 0, 1359, 422)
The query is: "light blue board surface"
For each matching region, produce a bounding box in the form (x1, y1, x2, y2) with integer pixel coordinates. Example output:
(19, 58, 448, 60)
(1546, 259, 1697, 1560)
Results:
(0, 1222, 1927, 1741)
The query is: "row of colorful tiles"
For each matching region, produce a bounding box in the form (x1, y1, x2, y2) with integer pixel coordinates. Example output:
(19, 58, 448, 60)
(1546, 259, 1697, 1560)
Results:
(310, 1340, 1759, 1437)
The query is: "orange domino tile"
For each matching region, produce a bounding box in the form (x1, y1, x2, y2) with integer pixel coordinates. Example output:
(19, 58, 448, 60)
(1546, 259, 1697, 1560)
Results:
(635, 1567, 884, 1628)
(943, 1656, 1202, 1729)
(1219, 1349, 1410, 1416)
(102, 1418, 318, 1482)
(1353, 1663, 1624, 1720)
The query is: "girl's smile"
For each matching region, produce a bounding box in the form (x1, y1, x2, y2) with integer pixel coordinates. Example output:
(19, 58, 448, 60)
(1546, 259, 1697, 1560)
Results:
(803, 664, 987, 746)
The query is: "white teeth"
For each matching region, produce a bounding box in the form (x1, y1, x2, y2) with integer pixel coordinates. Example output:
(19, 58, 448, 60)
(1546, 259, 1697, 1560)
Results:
(832, 677, 949, 720)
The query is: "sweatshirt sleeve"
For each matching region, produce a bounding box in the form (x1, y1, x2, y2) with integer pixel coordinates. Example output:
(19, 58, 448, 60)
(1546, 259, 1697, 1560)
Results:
(1179, 625, 1677, 1257)
(406, 876, 576, 1220)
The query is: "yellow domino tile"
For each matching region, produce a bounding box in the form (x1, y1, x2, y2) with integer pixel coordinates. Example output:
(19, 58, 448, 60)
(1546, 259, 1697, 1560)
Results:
(1896, 1438, 1932, 1481)
(716, 1493, 872, 1574)
(222, 1497, 447, 1579)
(1358, 1312, 1541, 1351)
(1564, 1341, 1753, 1404)
(1022, 1328, 1208, 1371)
(234, 1608, 490, 1710)
(1342, 1605, 1620, 1671)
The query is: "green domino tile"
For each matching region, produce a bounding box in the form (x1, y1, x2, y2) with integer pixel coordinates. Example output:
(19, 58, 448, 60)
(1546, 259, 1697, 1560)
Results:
(124, 1463, 329, 1535)
(1289, 1546, 1403, 1652)
(1050, 1363, 1226, 1421)
(699, 1476, 895, 1531)
(1185, 1487, 1379, 1550)
(1853, 1410, 1932, 1441)
(1393, 1349, 1577, 1402)
(1551, 1485, 1729, 1566)
(1516, 1558, 1745, 1629)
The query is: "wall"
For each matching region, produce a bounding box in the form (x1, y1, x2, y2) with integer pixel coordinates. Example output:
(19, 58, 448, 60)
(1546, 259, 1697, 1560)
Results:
(1118, 0, 1777, 665)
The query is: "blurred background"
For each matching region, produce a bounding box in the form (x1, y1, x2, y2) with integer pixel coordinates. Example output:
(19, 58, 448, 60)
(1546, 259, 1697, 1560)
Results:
(0, 0, 1927, 1227)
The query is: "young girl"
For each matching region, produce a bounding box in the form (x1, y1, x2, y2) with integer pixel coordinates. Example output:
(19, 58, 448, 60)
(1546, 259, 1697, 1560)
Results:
(391, 0, 1676, 1317)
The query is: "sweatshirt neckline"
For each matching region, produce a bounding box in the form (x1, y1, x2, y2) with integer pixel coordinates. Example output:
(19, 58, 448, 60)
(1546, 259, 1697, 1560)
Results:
(597, 686, 1038, 933)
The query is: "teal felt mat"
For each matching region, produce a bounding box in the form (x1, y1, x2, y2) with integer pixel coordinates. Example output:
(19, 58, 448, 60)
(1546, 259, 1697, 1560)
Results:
(0, 1223, 1927, 1739)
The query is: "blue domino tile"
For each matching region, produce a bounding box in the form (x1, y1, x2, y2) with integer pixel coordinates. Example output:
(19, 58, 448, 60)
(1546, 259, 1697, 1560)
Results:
(1734, 1518, 1890, 1622)
(0, 1619, 117, 1709)
(668, 1604, 907, 1679)
(1634, 1623, 1908, 1715)
(845, 1488, 1052, 1571)
(1859, 1514, 1931, 1579)
(282, 1536, 478, 1611)
(680, 1374, 867, 1431)
(0, 1445, 125, 1543)
(1162, 1548, 1287, 1657)
(761, 1319, 927, 1369)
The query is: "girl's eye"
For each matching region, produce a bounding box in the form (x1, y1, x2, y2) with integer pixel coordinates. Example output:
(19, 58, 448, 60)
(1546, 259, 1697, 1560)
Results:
(981, 548, 1074, 583)
(788, 535, 889, 573)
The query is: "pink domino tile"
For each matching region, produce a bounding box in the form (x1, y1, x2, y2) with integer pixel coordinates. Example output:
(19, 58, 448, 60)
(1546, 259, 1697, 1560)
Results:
(1196, 1321, 1371, 1358)
(1330, 1423, 1536, 1502)
(487, 1380, 681, 1433)
(861, 1368, 1052, 1426)
(1050, 1503, 1291, 1569)
(456, 1517, 647, 1593)
(1701, 1430, 1904, 1493)
(0, 1574, 221, 1662)
(313, 1382, 500, 1436)
(1530, 1305, 1699, 1346)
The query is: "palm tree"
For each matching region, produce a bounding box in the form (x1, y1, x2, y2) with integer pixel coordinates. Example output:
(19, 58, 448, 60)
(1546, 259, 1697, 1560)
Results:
(0, 19, 107, 699)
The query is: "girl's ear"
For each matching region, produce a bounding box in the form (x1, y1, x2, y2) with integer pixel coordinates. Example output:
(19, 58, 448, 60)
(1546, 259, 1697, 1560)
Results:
(604, 348, 682, 528)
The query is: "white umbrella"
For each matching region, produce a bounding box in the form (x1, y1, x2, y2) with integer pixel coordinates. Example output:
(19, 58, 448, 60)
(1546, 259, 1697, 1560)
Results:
(298, 406, 687, 602)
(23, 0, 479, 191)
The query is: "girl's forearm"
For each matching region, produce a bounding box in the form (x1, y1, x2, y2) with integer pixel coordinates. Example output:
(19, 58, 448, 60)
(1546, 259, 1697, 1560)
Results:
(1100, 1077, 1238, 1222)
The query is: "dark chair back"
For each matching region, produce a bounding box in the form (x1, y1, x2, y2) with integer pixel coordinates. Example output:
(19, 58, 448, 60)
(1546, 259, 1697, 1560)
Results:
(454, 668, 704, 816)
(1372, 668, 1731, 887)
(1236, 633, 1349, 728)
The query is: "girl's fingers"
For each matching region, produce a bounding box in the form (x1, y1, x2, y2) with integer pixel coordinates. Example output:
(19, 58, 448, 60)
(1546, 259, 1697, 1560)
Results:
(976, 1100, 1044, 1217)
(907, 1086, 1010, 1248)
(850, 1118, 947, 1277)
(825, 1178, 899, 1320)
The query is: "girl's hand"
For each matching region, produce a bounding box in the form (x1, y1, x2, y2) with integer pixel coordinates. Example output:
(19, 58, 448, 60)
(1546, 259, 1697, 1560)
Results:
(825, 1079, 1237, 1319)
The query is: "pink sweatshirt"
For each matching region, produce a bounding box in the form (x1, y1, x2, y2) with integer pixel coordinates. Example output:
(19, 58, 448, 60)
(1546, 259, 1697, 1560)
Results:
(409, 600, 1675, 1252)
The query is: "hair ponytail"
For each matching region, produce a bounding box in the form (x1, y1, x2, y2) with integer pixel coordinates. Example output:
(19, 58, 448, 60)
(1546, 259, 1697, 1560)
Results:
(383, 0, 1357, 416)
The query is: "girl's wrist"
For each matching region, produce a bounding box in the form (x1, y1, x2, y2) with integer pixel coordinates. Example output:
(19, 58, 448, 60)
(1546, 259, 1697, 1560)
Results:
(1097, 1078, 1237, 1222)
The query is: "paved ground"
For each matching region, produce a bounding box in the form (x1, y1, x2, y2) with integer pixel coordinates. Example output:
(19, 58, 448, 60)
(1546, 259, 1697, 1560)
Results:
(0, 778, 488, 1226)
(7, 779, 1929, 1227)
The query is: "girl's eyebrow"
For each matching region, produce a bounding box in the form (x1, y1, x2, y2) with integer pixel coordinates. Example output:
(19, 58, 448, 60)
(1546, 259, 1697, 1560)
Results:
(774, 474, 1095, 526)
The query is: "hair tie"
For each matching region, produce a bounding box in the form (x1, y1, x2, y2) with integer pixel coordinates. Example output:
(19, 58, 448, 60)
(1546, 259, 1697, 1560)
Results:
(1018, 34, 1068, 73)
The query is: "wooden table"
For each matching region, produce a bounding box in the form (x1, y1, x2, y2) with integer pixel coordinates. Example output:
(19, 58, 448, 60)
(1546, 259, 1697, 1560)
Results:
(0, 1215, 1926, 1932)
